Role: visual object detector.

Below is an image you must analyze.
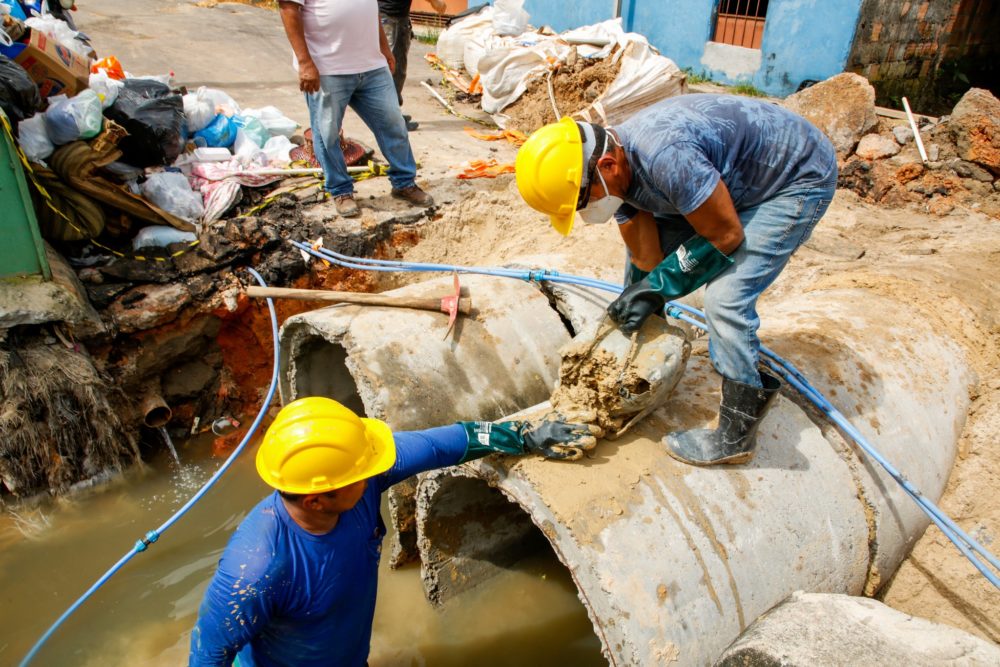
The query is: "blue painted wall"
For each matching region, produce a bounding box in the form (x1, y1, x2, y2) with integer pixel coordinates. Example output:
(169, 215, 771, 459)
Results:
(519, 0, 864, 97)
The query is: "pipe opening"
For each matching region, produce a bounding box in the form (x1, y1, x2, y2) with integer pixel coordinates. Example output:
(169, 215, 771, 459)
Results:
(293, 337, 365, 416)
(417, 473, 605, 664)
(139, 388, 172, 428)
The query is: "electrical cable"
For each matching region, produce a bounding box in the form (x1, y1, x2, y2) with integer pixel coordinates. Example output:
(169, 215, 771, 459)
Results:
(19, 268, 281, 666)
(295, 243, 1000, 590)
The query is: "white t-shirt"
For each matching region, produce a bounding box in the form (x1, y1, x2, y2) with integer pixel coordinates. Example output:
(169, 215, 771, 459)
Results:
(283, 0, 387, 75)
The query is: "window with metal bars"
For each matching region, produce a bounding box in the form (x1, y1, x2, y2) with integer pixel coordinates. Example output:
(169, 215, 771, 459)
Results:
(713, 0, 769, 50)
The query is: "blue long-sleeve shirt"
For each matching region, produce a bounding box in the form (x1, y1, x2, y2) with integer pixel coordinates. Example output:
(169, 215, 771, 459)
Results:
(189, 424, 469, 667)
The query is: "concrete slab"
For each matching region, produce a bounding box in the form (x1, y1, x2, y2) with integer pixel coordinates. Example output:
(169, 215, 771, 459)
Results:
(0, 243, 103, 334)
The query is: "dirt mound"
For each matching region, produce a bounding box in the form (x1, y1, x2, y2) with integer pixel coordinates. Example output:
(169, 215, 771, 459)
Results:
(501, 52, 620, 134)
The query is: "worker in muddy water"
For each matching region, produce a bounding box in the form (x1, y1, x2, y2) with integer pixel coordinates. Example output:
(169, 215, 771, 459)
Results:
(515, 94, 837, 466)
(277, 0, 434, 218)
(189, 397, 598, 666)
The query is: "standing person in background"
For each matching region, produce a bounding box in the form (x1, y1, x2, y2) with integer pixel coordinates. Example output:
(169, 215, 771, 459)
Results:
(278, 0, 434, 219)
(378, 0, 446, 131)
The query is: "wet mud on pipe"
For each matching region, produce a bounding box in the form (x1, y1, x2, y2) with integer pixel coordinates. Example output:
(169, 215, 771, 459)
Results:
(415, 288, 974, 665)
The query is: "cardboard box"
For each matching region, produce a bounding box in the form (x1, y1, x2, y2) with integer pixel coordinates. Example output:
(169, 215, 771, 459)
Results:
(13, 30, 90, 99)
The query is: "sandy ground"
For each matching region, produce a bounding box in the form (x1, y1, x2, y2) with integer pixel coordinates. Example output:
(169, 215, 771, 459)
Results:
(77, 0, 1000, 646)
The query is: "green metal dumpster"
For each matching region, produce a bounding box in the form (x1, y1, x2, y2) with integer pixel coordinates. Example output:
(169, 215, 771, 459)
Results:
(0, 109, 50, 280)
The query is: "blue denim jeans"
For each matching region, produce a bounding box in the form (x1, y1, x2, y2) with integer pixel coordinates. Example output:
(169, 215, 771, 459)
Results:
(702, 182, 836, 386)
(304, 66, 417, 196)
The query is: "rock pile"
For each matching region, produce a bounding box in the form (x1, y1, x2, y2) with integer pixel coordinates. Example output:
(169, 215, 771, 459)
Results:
(784, 76, 1000, 219)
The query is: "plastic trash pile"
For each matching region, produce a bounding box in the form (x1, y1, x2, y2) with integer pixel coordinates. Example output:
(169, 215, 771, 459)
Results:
(0, 0, 311, 252)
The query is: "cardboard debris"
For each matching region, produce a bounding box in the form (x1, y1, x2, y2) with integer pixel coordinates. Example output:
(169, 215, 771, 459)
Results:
(13, 29, 90, 98)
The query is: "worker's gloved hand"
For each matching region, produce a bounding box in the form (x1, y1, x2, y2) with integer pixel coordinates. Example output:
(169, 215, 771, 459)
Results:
(519, 418, 601, 460)
(609, 235, 735, 335)
(607, 278, 667, 334)
(458, 418, 601, 463)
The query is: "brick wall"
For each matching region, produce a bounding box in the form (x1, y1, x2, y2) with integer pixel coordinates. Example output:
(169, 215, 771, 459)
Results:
(846, 0, 1000, 114)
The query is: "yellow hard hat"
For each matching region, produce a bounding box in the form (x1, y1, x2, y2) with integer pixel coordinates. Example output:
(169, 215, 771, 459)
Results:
(515, 116, 583, 236)
(255, 397, 396, 494)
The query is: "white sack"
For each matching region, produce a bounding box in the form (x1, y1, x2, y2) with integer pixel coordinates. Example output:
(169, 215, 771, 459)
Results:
(493, 0, 529, 36)
(574, 41, 687, 126)
(436, 7, 494, 70)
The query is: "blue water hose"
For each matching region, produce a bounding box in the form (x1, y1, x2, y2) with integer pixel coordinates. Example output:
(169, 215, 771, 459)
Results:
(19, 268, 282, 667)
(295, 242, 1000, 590)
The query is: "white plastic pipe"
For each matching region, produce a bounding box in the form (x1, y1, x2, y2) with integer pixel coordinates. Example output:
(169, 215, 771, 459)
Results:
(902, 97, 928, 162)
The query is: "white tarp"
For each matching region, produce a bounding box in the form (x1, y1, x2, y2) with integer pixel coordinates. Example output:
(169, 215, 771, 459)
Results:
(437, 17, 686, 126)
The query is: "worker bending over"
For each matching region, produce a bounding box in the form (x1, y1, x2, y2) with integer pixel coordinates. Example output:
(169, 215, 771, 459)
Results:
(515, 94, 837, 466)
(190, 397, 597, 666)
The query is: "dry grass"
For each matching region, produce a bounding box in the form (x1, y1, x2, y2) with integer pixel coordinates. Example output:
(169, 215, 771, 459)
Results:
(0, 335, 141, 498)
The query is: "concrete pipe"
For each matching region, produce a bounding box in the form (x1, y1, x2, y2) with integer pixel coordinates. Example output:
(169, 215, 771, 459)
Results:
(277, 274, 573, 564)
(414, 288, 974, 666)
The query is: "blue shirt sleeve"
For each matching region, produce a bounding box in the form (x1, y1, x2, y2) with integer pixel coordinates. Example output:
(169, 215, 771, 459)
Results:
(190, 504, 279, 666)
(376, 423, 468, 492)
(614, 201, 639, 225)
(647, 141, 720, 216)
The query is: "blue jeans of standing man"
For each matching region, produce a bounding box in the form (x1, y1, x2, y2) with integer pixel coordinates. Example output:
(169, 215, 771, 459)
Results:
(638, 180, 836, 387)
(304, 66, 417, 197)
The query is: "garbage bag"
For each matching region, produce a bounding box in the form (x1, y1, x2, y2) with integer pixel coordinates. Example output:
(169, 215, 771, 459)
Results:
(262, 135, 294, 164)
(193, 113, 237, 148)
(197, 86, 240, 117)
(91, 55, 125, 80)
(182, 90, 214, 133)
(18, 112, 52, 161)
(244, 106, 297, 138)
(132, 224, 197, 250)
(233, 114, 268, 147)
(45, 89, 102, 144)
(141, 171, 204, 223)
(89, 71, 123, 108)
(492, 0, 529, 36)
(24, 15, 91, 60)
(0, 54, 40, 127)
(104, 78, 186, 167)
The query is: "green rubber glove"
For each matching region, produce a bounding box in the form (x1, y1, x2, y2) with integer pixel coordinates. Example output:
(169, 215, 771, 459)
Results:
(626, 262, 649, 287)
(459, 419, 601, 462)
(609, 235, 734, 334)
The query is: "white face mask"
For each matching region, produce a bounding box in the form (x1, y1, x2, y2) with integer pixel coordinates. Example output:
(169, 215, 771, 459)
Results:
(577, 165, 622, 225)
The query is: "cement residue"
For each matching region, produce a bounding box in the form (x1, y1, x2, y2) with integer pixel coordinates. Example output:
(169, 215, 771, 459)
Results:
(548, 318, 690, 443)
(550, 345, 624, 436)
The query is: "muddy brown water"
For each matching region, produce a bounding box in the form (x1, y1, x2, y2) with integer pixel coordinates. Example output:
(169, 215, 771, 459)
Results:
(0, 434, 604, 666)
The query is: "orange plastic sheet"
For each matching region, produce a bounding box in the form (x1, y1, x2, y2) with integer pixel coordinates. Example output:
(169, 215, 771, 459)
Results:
(425, 53, 482, 95)
(456, 159, 516, 179)
(91, 56, 125, 80)
(463, 127, 528, 147)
